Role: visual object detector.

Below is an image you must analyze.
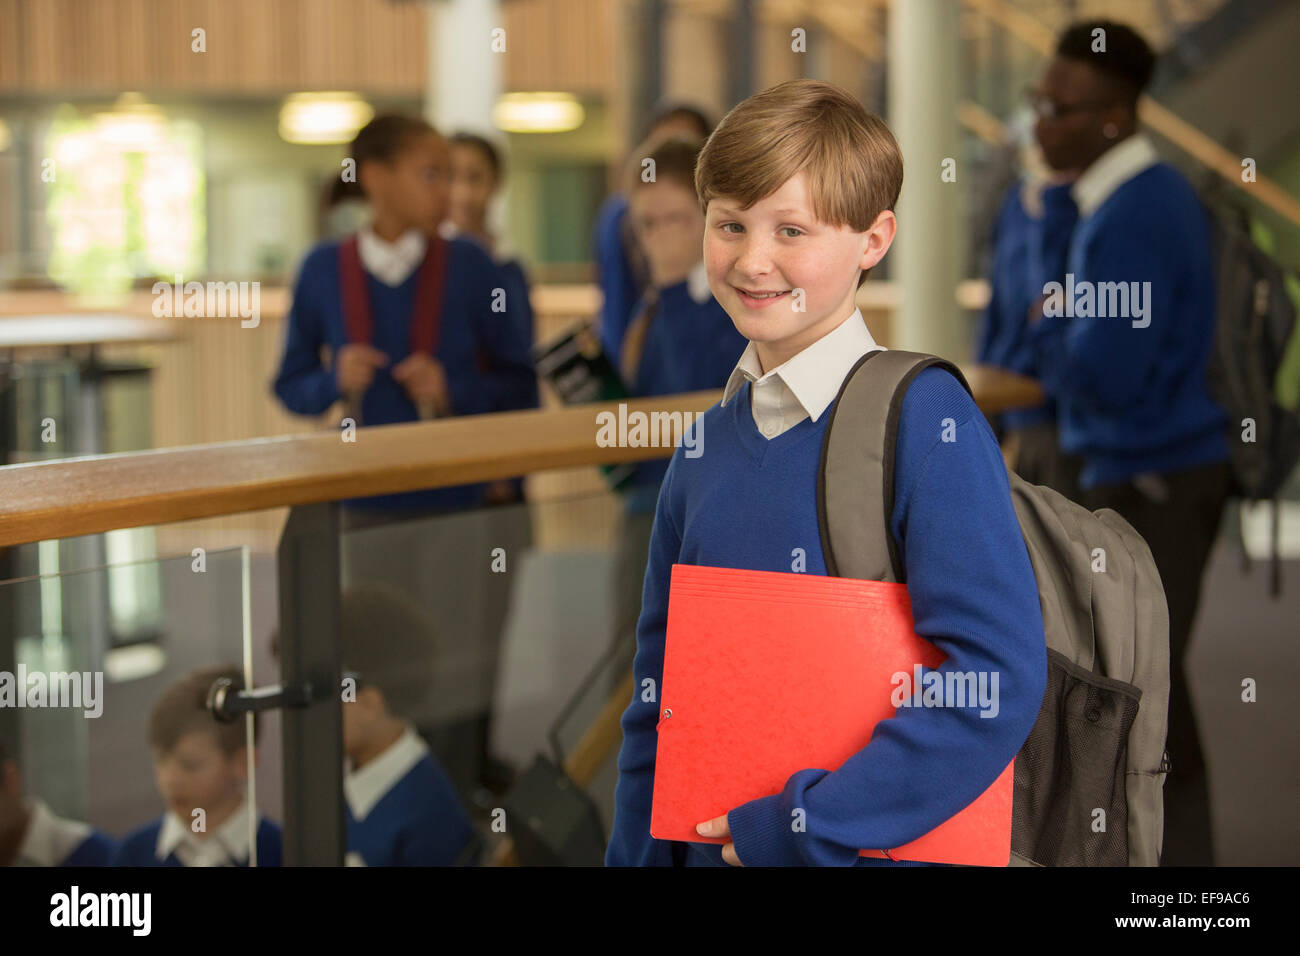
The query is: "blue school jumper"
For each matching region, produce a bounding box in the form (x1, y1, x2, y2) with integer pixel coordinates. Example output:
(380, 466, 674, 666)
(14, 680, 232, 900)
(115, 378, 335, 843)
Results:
(62, 830, 118, 866)
(620, 272, 747, 515)
(593, 194, 645, 361)
(272, 235, 538, 513)
(978, 180, 1077, 431)
(1029, 161, 1228, 489)
(112, 817, 283, 867)
(345, 753, 477, 866)
(606, 369, 1046, 866)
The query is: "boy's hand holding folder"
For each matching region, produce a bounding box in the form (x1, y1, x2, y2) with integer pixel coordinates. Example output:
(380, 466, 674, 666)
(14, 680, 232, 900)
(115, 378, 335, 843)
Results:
(650, 564, 1014, 867)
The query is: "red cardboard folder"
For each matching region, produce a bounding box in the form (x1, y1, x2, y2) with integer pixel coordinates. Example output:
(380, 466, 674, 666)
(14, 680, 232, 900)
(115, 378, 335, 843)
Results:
(649, 564, 1013, 866)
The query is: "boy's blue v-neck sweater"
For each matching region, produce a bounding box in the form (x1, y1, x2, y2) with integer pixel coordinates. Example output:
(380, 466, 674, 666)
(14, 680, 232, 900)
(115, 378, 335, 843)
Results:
(272, 236, 539, 512)
(346, 753, 477, 866)
(606, 368, 1047, 867)
(112, 816, 283, 867)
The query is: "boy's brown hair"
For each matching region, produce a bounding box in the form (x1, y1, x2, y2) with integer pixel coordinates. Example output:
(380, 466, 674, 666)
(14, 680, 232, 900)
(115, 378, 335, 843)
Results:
(625, 136, 705, 198)
(339, 582, 438, 721)
(695, 79, 903, 286)
(149, 665, 254, 756)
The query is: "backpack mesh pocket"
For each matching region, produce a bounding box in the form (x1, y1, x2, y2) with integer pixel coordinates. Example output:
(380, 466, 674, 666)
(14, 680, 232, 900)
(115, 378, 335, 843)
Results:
(1012, 648, 1142, 866)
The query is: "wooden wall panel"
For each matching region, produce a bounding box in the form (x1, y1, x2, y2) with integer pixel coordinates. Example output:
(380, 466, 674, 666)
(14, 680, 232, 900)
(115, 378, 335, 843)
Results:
(503, 0, 613, 95)
(0, 0, 428, 95)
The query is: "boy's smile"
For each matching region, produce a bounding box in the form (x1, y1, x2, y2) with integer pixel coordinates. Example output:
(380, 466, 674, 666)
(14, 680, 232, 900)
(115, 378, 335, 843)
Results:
(704, 172, 895, 372)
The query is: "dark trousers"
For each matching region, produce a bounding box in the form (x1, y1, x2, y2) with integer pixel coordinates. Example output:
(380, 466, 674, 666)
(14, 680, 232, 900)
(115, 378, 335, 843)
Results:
(1081, 460, 1232, 866)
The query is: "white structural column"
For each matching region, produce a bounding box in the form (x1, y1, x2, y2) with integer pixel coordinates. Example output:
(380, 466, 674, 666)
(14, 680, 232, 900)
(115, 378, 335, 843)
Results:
(426, 0, 503, 138)
(887, 0, 968, 359)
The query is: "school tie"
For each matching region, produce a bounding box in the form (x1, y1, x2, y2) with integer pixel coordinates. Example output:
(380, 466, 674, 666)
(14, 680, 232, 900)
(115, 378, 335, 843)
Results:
(619, 289, 660, 388)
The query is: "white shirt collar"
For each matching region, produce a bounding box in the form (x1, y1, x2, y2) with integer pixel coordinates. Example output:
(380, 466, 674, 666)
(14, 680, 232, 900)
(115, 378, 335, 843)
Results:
(15, 799, 92, 867)
(722, 309, 883, 422)
(156, 797, 257, 866)
(357, 226, 428, 287)
(686, 260, 712, 304)
(344, 725, 429, 822)
(1071, 133, 1160, 218)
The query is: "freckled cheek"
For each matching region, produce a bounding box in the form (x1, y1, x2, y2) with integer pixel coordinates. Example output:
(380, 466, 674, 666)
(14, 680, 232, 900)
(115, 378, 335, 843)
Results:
(703, 238, 733, 289)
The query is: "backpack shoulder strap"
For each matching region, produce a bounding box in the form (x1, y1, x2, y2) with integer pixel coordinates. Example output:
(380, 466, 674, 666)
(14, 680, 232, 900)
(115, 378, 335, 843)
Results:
(411, 235, 449, 356)
(338, 234, 372, 345)
(817, 348, 972, 583)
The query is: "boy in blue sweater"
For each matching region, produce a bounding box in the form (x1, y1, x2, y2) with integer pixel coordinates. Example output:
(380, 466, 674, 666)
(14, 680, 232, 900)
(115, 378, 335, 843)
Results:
(114, 667, 282, 867)
(606, 79, 1047, 867)
(340, 584, 478, 866)
(0, 737, 117, 866)
(1027, 21, 1230, 866)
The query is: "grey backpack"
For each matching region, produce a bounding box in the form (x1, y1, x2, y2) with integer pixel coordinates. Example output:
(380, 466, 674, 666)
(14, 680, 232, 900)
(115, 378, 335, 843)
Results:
(817, 349, 1170, 866)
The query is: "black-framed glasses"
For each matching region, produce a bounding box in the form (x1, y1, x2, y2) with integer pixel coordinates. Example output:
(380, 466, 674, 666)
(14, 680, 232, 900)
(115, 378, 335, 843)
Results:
(1023, 87, 1109, 121)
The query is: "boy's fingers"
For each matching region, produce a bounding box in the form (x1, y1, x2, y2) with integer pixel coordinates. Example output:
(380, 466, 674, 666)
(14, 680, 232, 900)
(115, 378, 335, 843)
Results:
(696, 814, 730, 838)
(721, 843, 743, 866)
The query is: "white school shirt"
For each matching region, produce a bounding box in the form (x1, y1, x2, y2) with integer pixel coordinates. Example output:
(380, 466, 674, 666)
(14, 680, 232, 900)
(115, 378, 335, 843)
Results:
(341, 725, 430, 867)
(357, 226, 428, 287)
(13, 799, 94, 867)
(156, 797, 258, 867)
(721, 309, 884, 440)
(1071, 133, 1160, 218)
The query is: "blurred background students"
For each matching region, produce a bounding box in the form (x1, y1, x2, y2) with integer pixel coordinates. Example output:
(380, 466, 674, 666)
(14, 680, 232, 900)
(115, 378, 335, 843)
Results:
(978, 140, 1083, 500)
(272, 113, 538, 526)
(1027, 20, 1230, 866)
(608, 136, 747, 669)
(446, 131, 535, 354)
(113, 667, 281, 867)
(0, 737, 117, 866)
(338, 584, 479, 867)
(593, 103, 714, 362)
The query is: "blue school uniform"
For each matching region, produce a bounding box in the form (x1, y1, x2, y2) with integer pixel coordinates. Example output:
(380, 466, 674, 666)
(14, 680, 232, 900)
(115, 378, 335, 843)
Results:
(978, 179, 1077, 431)
(344, 727, 478, 866)
(272, 232, 538, 513)
(1028, 135, 1228, 489)
(15, 799, 118, 866)
(593, 193, 646, 361)
(606, 316, 1046, 867)
(113, 809, 282, 867)
(619, 262, 747, 515)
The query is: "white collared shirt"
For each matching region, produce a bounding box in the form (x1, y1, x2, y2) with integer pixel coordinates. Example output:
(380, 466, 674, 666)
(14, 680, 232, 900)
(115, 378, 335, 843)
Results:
(156, 797, 258, 867)
(1071, 133, 1160, 218)
(685, 259, 712, 304)
(357, 226, 428, 287)
(14, 799, 93, 867)
(344, 725, 429, 823)
(722, 309, 884, 440)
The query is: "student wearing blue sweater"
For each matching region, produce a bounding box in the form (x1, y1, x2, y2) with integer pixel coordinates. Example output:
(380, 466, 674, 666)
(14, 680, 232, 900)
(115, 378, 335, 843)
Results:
(114, 667, 282, 867)
(608, 138, 748, 688)
(1027, 21, 1229, 866)
(979, 173, 1083, 500)
(272, 114, 537, 519)
(0, 738, 118, 866)
(606, 80, 1047, 867)
(339, 584, 478, 866)
(594, 104, 713, 360)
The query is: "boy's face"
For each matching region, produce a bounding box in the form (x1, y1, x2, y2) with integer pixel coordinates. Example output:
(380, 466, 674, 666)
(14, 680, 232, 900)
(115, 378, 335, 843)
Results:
(153, 730, 247, 832)
(341, 685, 386, 759)
(628, 180, 706, 288)
(704, 171, 894, 371)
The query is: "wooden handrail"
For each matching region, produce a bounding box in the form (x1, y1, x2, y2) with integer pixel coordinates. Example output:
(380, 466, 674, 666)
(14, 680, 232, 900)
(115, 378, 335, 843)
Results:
(0, 367, 1042, 548)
